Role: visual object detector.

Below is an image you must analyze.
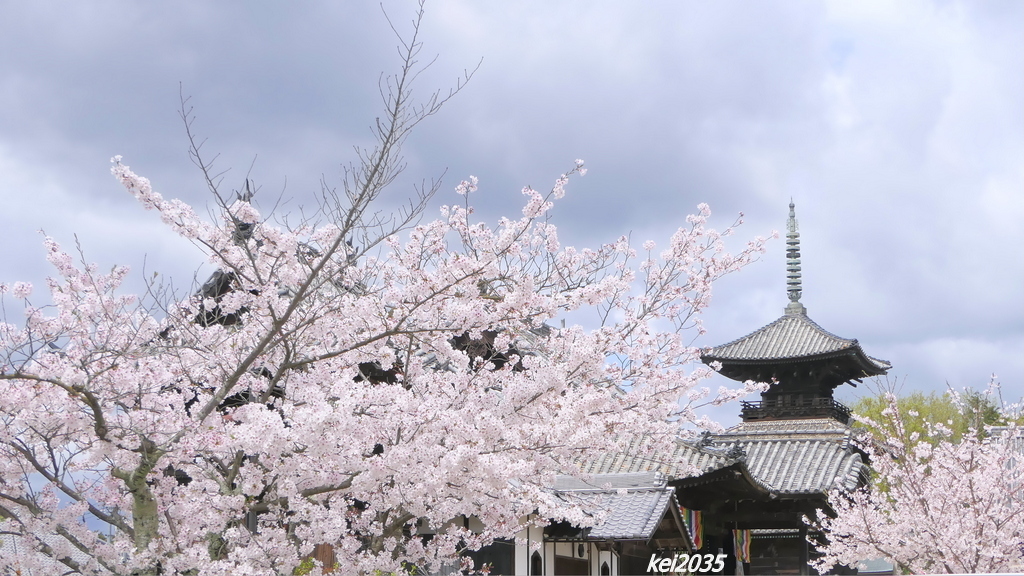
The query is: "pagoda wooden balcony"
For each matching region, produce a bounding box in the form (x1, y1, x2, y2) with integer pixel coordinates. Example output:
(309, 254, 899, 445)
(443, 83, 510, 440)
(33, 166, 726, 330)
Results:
(740, 397, 852, 424)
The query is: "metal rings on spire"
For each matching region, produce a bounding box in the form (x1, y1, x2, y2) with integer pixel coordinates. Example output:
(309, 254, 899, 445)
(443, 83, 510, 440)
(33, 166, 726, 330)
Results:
(785, 201, 806, 314)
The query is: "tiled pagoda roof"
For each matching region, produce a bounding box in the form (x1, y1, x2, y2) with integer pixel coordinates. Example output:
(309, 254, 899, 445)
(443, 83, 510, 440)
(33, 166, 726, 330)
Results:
(701, 312, 890, 373)
(713, 419, 868, 493)
(700, 311, 890, 390)
(579, 420, 869, 497)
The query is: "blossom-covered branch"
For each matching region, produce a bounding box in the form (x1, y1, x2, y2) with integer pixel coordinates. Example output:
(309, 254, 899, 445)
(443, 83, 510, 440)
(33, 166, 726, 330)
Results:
(0, 5, 770, 574)
(811, 387, 1024, 574)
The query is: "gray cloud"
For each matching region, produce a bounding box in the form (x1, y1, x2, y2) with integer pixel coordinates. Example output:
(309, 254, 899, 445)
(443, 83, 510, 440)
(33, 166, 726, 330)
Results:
(1, 1, 1020, 424)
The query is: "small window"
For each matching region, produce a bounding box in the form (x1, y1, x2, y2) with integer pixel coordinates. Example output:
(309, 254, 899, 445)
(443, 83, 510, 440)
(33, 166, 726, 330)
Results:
(531, 550, 543, 575)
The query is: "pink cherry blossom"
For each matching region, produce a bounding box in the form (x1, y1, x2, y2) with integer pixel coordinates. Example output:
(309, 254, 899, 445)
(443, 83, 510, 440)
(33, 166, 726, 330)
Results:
(0, 22, 771, 571)
(0, 158, 770, 575)
(810, 392, 1024, 574)
(11, 281, 32, 300)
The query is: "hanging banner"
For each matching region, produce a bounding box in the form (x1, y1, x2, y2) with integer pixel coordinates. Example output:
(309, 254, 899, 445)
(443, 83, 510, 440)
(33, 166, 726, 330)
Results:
(733, 529, 751, 563)
(680, 507, 703, 550)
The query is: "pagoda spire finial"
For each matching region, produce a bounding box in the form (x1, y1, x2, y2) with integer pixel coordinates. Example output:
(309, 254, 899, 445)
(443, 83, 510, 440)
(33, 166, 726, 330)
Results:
(785, 200, 806, 315)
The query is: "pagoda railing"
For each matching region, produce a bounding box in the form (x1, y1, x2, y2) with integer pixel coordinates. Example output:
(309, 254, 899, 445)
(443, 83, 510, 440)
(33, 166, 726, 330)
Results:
(740, 397, 852, 424)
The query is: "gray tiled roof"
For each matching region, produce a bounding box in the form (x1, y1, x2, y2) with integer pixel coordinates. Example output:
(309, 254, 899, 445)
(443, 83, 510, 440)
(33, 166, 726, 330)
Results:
(989, 426, 1024, 452)
(553, 473, 678, 541)
(725, 438, 865, 493)
(720, 418, 863, 442)
(725, 418, 853, 434)
(553, 471, 666, 492)
(0, 532, 99, 575)
(586, 488, 677, 540)
(417, 324, 553, 371)
(576, 436, 732, 477)
(701, 419, 868, 493)
(580, 420, 868, 496)
(702, 313, 890, 371)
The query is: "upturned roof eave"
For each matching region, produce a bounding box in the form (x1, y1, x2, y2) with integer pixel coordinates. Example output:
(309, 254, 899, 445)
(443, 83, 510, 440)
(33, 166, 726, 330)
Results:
(700, 313, 891, 376)
(670, 460, 777, 497)
(701, 346, 891, 377)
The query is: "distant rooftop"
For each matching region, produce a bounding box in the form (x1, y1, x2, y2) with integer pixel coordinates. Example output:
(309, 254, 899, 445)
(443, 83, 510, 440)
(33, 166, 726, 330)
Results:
(551, 472, 684, 543)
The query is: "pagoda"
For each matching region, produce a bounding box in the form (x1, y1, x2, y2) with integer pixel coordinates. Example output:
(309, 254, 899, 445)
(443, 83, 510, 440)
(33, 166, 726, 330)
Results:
(675, 201, 892, 574)
(701, 201, 890, 425)
(575, 202, 893, 575)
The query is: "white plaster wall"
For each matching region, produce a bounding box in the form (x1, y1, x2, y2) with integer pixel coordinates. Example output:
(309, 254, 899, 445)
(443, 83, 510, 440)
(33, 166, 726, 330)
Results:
(513, 518, 545, 576)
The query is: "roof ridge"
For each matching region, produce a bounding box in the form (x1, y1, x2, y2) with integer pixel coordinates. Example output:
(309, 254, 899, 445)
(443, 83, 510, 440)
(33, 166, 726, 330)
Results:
(790, 313, 857, 346)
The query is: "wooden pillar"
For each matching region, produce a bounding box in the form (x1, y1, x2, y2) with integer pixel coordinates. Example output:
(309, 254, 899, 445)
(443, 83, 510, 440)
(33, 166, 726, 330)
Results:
(799, 526, 808, 575)
(311, 544, 337, 573)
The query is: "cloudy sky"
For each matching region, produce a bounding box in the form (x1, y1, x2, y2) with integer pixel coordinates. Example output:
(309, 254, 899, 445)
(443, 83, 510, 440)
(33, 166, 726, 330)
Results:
(1, 1, 1021, 424)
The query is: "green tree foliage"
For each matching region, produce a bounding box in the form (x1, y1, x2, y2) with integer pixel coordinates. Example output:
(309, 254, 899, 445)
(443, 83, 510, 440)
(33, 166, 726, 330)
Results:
(851, 387, 1011, 444)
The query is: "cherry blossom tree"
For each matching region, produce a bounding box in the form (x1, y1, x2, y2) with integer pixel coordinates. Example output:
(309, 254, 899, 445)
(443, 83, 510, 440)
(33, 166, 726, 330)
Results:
(811, 388, 1024, 574)
(0, 7, 771, 575)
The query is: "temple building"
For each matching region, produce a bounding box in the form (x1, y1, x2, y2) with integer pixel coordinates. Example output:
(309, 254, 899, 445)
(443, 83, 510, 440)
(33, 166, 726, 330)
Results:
(579, 202, 891, 575)
(686, 201, 890, 575)
(434, 471, 692, 576)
